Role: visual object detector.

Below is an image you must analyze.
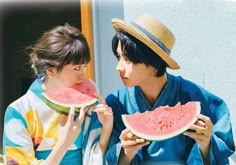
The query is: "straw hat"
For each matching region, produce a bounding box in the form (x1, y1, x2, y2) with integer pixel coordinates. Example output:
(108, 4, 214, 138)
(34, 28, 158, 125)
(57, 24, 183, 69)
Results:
(112, 14, 180, 69)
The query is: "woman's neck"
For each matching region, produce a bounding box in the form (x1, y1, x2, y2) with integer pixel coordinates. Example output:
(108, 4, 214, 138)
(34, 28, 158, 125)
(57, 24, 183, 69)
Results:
(42, 77, 61, 91)
(139, 74, 167, 107)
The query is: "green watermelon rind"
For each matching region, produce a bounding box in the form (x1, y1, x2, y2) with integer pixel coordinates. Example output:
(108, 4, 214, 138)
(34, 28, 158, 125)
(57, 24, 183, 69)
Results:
(42, 93, 98, 115)
(122, 102, 201, 141)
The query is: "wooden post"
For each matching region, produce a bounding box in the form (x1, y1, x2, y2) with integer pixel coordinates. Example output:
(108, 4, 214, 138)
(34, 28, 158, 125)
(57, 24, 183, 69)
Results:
(80, 0, 95, 81)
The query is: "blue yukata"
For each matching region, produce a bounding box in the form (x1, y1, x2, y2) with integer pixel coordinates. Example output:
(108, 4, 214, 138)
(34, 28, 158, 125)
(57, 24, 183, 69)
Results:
(3, 79, 104, 165)
(105, 73, 235, 164)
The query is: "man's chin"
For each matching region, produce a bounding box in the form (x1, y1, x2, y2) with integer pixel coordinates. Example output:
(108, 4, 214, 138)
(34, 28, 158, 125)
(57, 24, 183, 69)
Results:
(123, 82, 135, 87)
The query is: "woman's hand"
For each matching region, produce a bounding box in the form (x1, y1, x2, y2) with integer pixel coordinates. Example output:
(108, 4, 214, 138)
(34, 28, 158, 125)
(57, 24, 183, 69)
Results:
(92, 94, 113, 127)
(58, 106, 87, 148)
(91, 94, 113, 155)
(44, 106, 87, 165)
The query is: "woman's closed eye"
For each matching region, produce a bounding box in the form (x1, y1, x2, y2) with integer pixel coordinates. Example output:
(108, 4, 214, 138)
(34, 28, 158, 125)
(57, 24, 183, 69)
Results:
(73, 65, 87, 71)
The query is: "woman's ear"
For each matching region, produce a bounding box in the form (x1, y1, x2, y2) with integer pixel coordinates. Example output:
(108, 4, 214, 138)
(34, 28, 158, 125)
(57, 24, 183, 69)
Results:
(45, 67, 57, 77)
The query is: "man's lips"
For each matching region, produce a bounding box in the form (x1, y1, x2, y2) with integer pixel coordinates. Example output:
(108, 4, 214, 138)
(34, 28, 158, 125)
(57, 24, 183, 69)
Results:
(120, 75, 128, 80)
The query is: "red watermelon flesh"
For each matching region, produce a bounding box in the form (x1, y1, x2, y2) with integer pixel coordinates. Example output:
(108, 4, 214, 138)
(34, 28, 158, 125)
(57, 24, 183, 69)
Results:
(42, 79, 98, 115)
(70, 79, 97, 97)
(122, 101, 201, 141)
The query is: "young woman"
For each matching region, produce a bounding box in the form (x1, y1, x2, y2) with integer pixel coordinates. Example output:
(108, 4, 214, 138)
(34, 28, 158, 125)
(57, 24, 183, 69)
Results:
(105, 14, 235, 164)
(3, 23, 113, 164)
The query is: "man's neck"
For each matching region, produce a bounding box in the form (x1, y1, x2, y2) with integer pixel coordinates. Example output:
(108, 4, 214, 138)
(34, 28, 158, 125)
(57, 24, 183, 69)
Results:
(139, 74, 167, 107)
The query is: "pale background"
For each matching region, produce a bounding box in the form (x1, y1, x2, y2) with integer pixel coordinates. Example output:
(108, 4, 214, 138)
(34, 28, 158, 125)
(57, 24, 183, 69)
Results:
(93, 0, 236, 134)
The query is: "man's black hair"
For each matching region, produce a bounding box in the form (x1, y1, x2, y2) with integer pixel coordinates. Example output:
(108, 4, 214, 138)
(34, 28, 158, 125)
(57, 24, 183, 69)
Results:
(112, 31, 167, 77)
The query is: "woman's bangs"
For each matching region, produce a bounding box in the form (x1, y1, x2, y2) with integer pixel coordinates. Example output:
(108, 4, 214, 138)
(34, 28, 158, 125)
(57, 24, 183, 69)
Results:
(65, 42, 90, 65)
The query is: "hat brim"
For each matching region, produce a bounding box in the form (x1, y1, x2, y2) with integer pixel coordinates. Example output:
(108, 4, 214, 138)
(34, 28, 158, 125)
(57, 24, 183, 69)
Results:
(112, 18, 180, 69)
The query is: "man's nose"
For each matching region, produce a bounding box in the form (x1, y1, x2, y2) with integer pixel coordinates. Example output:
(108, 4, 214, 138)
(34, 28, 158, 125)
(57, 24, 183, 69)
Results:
(116, 60, 124, 71)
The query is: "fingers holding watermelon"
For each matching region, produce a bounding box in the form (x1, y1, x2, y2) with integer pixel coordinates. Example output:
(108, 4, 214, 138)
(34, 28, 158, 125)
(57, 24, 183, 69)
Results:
(183, 113, 213, 160)
(126, 132, 135, 140)
(184, 114, 212, 141)
(89, 95, 113, 155)
(68, 105, 76, 122)
(94, 93, 107, 105)
(119, 128, 150, 160)
(121, 129, 142, 141)
(74, 105, 88, 125)
(91, 95, 113, 127)
(67, 105, 88, 129)
(58, 106, 87, 148)
(120, 128, 150, 145)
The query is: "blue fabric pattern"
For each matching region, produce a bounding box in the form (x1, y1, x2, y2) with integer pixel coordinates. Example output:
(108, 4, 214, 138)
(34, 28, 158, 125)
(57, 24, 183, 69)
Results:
(105, 73, 235, 164)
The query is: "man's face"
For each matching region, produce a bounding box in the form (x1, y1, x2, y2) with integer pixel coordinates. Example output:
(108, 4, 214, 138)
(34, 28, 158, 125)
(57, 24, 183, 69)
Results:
(115, 41, 156, 87)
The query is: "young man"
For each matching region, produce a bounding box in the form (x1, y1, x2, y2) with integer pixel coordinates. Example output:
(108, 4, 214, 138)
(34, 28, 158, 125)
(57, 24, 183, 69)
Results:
(105, 14, 235, 164)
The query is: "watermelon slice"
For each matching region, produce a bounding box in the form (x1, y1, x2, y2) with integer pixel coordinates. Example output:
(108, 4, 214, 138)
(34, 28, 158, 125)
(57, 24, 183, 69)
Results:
(41, 79, 98, 115)
(122, 101, 201, 141)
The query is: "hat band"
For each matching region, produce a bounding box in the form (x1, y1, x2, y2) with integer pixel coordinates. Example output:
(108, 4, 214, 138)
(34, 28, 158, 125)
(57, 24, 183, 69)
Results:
(131, 22, 171, 55)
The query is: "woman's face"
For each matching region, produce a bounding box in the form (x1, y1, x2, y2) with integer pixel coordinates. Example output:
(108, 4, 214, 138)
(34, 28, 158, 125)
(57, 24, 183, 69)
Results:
(60, 63, 87, 85)
(115, 41, 156, 87)
(46, 63, 87, 89)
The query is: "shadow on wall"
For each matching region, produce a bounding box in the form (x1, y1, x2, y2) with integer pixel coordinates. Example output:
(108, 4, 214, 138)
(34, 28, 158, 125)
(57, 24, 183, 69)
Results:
(0, 0, 81, 154)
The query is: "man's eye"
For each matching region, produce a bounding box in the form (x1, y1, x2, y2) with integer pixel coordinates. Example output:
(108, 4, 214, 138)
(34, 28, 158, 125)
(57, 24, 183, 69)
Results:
(124, 57, 130, 62)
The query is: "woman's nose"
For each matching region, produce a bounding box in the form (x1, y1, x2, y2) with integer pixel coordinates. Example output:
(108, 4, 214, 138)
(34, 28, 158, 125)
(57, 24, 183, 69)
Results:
(78, 66, 87, 75)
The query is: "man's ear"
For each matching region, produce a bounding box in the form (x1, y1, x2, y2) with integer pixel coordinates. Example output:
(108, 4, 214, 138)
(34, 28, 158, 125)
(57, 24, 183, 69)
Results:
(151, 67, 158, 76)
(46, 67, 57, 76)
